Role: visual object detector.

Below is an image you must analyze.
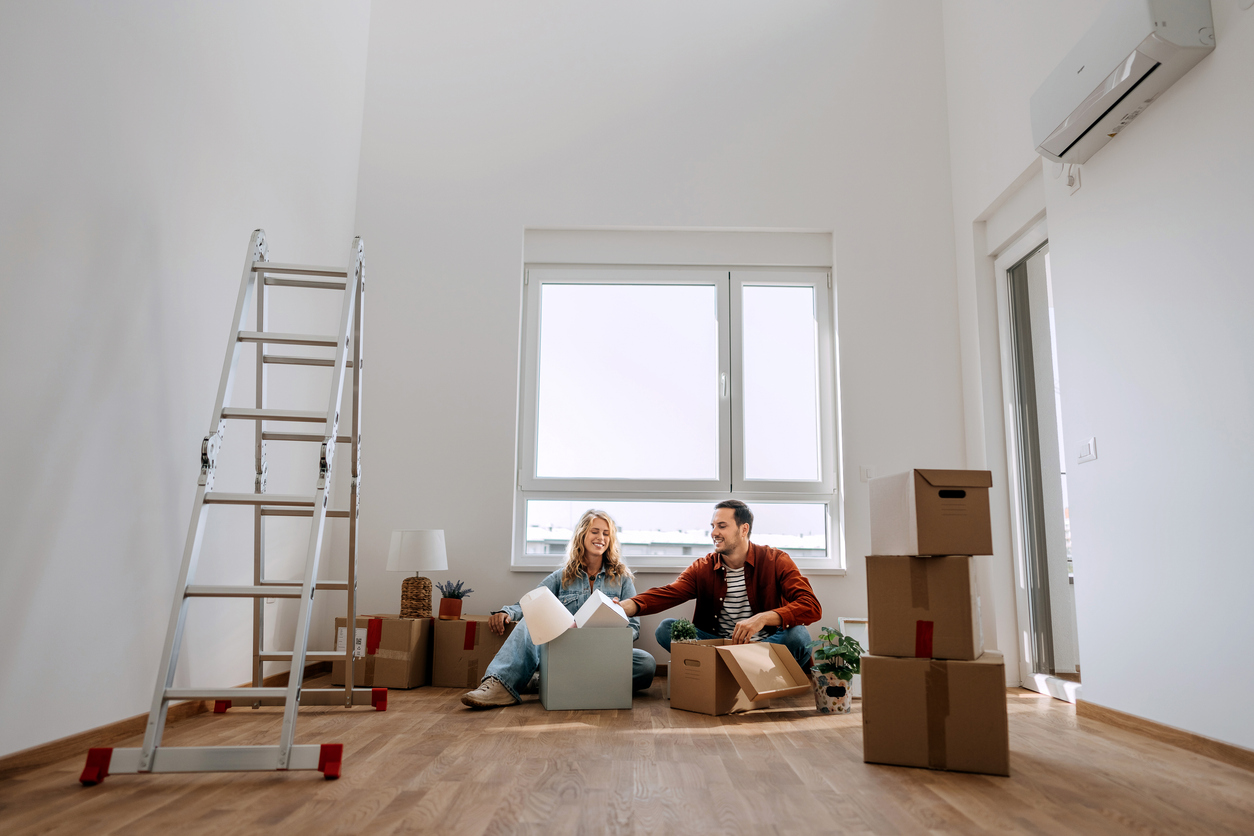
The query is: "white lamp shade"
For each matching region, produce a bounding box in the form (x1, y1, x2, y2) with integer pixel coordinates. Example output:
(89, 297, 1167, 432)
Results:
(387, 529, 448, 572)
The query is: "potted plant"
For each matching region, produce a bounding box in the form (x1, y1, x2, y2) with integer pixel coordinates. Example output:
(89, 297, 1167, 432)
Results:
(808, 626, 864, 714)
(670, 618, 699, 644)
(435, 580, 473, 620)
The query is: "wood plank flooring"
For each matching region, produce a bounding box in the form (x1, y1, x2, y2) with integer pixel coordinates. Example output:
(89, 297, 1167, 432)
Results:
(1, 675, 1251, 835)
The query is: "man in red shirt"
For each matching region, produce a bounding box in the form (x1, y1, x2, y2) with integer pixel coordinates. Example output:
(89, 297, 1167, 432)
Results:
(619, 500, 822, 667)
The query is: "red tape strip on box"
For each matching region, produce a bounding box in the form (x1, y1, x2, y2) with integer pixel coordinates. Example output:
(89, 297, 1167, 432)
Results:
(365, 618, 383, 656)
(317, 743, 343, 779)
(371, 688, 387, 711)
(79, 748, 113, 786)
(915, 620, 934, 658)
(463, 620, 478, 651)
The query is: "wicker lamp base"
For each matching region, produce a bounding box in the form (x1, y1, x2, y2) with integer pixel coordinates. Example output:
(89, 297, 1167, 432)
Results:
(400, 575, 433, 619)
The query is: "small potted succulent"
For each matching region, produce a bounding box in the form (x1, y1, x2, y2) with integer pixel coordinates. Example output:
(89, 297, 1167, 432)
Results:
(669, 618, 699, 644)
(436, 580, 473, 620)
(808, 626, 864, 714)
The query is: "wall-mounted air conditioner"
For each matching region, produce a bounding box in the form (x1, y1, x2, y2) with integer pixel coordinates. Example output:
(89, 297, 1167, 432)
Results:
(1030, 0, 1214, 165)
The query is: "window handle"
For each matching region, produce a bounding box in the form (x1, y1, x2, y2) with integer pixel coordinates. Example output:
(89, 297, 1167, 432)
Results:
(720, 372, 727, 398)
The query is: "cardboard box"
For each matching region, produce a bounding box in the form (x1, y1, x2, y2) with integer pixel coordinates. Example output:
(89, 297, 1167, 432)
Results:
(669, 639, 810, 716)
(861, 651, 1009, 776)
(330, 614, 432, 689)
(431, 615, 515, 688)
(866, 555, 984, 661)
(870, 469, 993, 556)
(538, 626, 633, 710)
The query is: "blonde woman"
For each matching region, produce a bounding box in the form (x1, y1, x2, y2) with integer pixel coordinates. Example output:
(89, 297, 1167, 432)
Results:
(461, 510, 656, 708)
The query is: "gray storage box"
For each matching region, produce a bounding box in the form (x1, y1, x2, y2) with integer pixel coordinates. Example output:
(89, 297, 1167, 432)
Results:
(538, 626, 633, 710)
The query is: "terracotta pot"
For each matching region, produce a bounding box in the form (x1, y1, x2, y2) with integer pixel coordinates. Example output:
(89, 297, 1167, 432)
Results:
(812, 669, 854, 714)
(438, 597, 463, 620)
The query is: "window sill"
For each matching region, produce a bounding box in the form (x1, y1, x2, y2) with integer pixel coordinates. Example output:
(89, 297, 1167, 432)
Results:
(509, 561, 846, 576)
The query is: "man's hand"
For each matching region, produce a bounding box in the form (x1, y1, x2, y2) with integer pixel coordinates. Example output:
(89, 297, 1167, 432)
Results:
(731, 612, 779, 644)
(489, 611, 511, 635)
(613, 597, 638, 617)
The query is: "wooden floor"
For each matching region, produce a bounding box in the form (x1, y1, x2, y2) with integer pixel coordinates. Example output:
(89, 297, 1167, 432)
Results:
(2, 675, 1252, 836)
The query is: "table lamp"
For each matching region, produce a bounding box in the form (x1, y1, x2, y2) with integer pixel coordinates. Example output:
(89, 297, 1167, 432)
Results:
(387, 529, 447, 618)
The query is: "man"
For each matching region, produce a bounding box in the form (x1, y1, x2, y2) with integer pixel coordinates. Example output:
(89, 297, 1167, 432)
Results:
(618, 500, 821, 667)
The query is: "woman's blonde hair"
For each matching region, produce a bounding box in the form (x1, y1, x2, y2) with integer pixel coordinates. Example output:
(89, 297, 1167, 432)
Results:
(562, 509, 633, 587)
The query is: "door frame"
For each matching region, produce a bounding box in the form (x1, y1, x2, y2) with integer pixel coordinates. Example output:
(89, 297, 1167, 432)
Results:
(992, 222, 1081, 703)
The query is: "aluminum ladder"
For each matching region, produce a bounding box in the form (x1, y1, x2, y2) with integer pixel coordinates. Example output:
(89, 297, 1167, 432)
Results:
(80, 230, 376, 785)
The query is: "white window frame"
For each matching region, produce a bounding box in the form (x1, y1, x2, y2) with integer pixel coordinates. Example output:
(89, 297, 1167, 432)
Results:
(513, 232, 842, 574)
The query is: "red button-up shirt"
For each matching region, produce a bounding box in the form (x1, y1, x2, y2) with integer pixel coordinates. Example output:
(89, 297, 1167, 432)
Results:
(629, 541, 822, 635)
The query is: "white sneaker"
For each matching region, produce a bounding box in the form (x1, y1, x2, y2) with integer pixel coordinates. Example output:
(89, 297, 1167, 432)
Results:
(461, 677, 519, 708)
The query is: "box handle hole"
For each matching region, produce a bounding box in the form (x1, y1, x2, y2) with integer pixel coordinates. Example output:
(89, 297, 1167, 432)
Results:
(683, 659, 701, 667)
(939, 489, 966, 498)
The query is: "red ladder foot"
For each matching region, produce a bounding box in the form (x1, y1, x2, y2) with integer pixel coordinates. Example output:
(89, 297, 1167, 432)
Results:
(318, 743, 343, 779)
(213, 700, 232, 713)
(371, 688, 387, 711)
(79, 748, 113, 786)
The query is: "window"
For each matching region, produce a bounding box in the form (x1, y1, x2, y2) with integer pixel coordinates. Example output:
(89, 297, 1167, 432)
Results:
(515, 263, 839, 571)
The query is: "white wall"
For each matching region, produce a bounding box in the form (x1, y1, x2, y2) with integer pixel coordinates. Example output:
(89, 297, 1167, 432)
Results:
(943, 0, 1254, 748)
(0, 1, 371, 757)
(351, 2, 969, 663)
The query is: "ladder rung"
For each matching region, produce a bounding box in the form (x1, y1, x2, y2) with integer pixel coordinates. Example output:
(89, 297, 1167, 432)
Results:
(261, 506, 350, 518)
(262, 354, 354, 368)
(205, 492, 314, 507)
(222, 407, 328, 423)
(260, 430, 351, 442)
(246, 688, 378, 707)
(238, 331, 338, 347)
(252, 261, 349, 278)
(185, 585, 303, 598)
(258, 652, 346, 662)
(166, 688, 288, 701)
(298, 688, 378, 707)
(263, 276, 347, 291)
(261, 579, 349, 591)
(100, 745, 326, 774)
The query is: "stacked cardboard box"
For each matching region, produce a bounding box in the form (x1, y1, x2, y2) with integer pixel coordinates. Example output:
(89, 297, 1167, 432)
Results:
(431, 615, 516, 688)
(862, 469, 1010, 777)
(331, 614, 433, 689)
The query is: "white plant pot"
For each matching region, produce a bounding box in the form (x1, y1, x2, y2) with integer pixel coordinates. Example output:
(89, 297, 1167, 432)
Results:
(812, 669, 854, 714)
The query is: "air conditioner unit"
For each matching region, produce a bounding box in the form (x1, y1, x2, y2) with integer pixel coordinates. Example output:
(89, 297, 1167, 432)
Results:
(1030, 0, 1214, 164)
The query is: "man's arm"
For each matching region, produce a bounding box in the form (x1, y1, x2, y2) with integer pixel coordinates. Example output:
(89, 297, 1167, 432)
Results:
(620, 563, 702, 617)
(770, 552, 822, 628)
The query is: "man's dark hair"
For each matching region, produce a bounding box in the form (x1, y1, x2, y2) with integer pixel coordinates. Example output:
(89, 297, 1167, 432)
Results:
(714, 499, 753, 535)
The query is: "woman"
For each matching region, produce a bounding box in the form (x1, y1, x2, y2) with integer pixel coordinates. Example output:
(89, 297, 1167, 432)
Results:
(461, 509, 657, 708)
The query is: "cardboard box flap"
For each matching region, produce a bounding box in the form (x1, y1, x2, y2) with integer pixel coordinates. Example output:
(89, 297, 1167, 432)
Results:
(915, 469, 993, 488)
(715, 643, 810, 700)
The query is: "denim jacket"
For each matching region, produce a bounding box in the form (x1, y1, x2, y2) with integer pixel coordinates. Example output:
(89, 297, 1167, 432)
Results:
(501, 567, 641, 641)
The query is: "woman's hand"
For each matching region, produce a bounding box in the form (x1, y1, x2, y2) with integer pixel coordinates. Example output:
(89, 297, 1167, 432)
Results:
(489, 611, 511, 635)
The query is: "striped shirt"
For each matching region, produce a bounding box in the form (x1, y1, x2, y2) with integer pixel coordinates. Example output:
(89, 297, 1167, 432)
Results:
(717, 567, 764, 640)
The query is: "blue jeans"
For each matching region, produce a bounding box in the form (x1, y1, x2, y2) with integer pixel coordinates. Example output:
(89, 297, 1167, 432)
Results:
(482, 618, 658, 701)
(655, 618, 813, 669)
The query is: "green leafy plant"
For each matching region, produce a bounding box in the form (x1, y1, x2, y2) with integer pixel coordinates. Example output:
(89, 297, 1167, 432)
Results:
(436, 580, 473, 600)
(809, 626, 864, 681)
(670, 618, 698, 643)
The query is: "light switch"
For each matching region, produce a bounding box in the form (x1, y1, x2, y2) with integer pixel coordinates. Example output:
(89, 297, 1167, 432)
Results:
(1078, 437, 1098, 464)
(859, 465, 876, 482)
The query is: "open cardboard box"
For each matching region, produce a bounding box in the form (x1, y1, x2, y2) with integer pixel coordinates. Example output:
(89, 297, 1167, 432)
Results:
(670, 639, 810, 715)
(870, 469, 993, 556)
